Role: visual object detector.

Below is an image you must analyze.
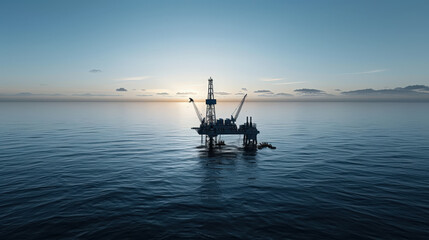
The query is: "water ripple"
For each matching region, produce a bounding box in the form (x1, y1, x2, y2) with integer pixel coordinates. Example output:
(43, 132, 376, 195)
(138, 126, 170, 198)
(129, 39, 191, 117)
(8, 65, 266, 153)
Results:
(1, 102, 429, 239)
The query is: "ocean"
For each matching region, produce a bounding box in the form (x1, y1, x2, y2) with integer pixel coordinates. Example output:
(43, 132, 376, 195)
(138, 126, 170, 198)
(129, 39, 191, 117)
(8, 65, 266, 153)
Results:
(1, 102, 428, 239)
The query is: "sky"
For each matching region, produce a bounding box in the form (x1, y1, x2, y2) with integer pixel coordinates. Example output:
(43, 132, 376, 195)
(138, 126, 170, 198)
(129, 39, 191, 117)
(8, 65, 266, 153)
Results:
(1, 0, 429, 101)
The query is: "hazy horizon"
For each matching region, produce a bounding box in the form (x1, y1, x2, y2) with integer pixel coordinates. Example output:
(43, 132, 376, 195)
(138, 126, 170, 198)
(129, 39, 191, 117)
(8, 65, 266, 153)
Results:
(1, 83, 429, 102)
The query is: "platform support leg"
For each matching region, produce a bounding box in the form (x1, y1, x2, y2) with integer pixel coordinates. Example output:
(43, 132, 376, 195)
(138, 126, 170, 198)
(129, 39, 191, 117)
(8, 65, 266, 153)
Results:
(243, 134, 257, 149)
(208, 137, 214, 148)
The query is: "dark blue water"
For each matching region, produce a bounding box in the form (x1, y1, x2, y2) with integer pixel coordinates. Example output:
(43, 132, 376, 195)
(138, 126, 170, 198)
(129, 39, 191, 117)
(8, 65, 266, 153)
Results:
(1, 102, 429, 239)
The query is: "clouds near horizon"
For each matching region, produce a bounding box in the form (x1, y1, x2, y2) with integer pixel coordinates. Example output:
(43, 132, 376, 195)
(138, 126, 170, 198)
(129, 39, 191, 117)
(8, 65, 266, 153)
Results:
(294, 88, 328, 96)
(2, 92, 65, 97)
(215, 92, 231, 95)
(72, 93, 119, 97)
(275, 93, 293, 96)
(176, 92, 196, 95)
(342, 85, 429, 96)
(2, 84, 429, 101)
(254, 90, 273, 94)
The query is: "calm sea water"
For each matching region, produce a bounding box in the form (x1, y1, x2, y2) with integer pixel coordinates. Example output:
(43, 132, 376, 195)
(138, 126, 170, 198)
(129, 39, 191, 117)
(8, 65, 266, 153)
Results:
(1, 102, 428, 239)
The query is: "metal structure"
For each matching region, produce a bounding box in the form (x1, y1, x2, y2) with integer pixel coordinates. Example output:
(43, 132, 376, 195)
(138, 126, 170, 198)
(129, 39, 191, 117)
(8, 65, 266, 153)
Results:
(190, 77, 260, 149)
(205, 77, 216, 125)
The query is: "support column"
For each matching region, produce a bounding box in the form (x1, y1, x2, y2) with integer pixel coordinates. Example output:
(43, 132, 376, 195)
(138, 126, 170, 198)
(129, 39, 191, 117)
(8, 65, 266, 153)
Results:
(209, 137, 214, 148)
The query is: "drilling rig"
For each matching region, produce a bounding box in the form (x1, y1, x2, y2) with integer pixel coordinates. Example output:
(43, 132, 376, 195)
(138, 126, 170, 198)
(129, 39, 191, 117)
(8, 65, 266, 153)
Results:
(189, 77, 259, 149)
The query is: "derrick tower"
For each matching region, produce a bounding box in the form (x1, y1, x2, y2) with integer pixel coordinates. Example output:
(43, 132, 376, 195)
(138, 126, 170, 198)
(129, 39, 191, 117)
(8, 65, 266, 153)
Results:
(205, 77, 216, 125)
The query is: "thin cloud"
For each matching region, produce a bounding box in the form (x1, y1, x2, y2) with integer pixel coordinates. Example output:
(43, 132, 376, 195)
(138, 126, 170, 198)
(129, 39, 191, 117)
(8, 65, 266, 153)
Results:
(89, 69, 102, 73)
(137, 94, 153, 97)
(261, 78, 283, 82)
(342, 85, 429, 96)
(274, 81, 305, 85)
(294, 88, 328, 96)
(157, 92, 169, 95)
(215, 92, 231, 95)
(241, 88, 247, 91)
(403, 85, 429, 91)
(12, 92, 64, 97)
(73, 93, 119, 97)
(15, 92, 39, 96)
(116, 88, 127, 92)
(254, 90, 273, 94)
(0, 92, 119, 97)
(258, 92, 293, 97)
(275, 93, 293, 96)
(343, 69, 387, 75)
(235, 92, 245, 95)
(116, 76, 150, 81)
(176, 92, 196, 95)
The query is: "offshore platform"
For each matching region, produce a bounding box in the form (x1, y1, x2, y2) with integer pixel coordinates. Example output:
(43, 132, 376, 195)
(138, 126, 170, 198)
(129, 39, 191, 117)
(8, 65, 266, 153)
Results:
(189, 77, 259, 149)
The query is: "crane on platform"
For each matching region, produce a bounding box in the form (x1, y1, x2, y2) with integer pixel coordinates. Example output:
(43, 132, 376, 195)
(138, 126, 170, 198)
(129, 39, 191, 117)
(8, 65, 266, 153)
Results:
(231, 94, 247, 123)
(189, 98, 204, 123)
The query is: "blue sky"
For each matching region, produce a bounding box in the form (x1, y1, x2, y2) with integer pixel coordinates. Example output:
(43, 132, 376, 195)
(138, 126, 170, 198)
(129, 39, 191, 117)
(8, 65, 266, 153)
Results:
(1, 0, 429, 100)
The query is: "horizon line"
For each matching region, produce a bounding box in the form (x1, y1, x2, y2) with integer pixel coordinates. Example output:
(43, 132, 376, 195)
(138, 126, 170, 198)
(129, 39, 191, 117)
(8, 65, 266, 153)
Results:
(1, 98, 429, 103)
